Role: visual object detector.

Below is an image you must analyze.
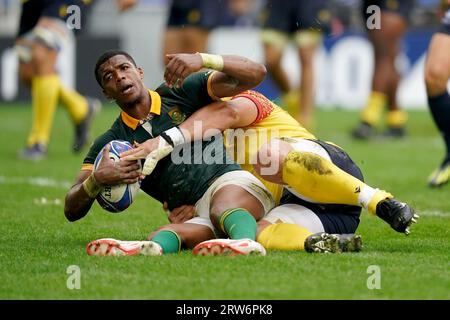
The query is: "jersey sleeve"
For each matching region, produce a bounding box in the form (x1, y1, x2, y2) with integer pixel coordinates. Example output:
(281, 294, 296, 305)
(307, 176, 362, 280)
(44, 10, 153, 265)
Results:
(177, 71, 218, 112)
(231, 90, 275, 125)
(81, 130, 117, 171)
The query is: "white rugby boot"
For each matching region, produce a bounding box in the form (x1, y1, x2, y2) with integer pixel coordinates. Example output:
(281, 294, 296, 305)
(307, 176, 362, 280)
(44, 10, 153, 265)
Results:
(193, 238, 266, 256)
(86, 238, 163, 256)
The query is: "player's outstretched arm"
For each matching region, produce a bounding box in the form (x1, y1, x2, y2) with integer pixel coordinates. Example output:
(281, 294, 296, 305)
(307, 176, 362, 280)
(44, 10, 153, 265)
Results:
(164, 53, 266, 98)
(64, 146, 141, 221)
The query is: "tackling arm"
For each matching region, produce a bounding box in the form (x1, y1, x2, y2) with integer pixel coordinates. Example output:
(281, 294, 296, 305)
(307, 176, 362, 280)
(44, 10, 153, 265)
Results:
(120, 97, 258, 172)
(178, 97, 258, 140)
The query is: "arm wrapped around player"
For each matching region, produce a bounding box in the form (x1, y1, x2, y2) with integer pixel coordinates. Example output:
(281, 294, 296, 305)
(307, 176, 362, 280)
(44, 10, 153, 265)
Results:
(121, 126, 186, 175)
(143, 126, 186, 175)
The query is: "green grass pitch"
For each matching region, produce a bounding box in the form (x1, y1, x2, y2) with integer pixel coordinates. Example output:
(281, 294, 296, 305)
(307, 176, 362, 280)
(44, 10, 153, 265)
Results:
(0, 103, 448, 299)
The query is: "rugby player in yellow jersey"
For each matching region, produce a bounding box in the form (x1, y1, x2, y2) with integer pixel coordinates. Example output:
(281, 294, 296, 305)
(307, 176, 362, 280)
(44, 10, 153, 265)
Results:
(122, 53, 419, 254)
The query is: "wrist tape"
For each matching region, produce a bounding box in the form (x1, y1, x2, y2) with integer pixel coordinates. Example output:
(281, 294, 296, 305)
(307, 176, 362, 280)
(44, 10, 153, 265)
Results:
(160, 126, 185, 147)
(82, 173, 103, 199)
(199, 53, 224, 71)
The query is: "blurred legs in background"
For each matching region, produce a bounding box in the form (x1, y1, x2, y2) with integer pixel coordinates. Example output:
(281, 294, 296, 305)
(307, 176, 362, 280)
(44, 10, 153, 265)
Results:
(424, 9, 450, 187)
(15, 1, 99, 161)
(352, 0, 412, 139)
(261, 0, 330, 131)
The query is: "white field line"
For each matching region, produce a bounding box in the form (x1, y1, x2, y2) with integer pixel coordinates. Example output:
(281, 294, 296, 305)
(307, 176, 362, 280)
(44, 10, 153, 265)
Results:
(0, 175, 448, 214)
(418, 210, 450, 218)
(0, 175, 72, 189)
(33, 197, 63, 206)
(0, 175, 144, 195)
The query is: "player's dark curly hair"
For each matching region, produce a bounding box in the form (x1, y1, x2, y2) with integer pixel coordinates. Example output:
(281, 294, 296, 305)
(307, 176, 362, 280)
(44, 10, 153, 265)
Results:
(94, 49, 137, 87)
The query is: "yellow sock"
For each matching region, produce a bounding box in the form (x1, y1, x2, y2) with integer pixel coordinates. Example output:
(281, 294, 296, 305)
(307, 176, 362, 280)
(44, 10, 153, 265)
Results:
(59, 85, 88, 124)
(27, 75, 60, 146)
(257, 223, 312, 251)
(361, 91, 387, 126)
(282, 151, 393, 214)
(387, 110, 407, 128)
(367, 190, 393, 216)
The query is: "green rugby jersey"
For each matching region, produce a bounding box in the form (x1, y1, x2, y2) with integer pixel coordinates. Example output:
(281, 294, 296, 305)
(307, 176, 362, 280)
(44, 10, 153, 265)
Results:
(83, 71, 240, 210)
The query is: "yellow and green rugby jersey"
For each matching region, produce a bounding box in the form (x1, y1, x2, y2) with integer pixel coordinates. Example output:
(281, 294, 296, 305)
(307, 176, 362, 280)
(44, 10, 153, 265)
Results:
(82, 71, 240, 211)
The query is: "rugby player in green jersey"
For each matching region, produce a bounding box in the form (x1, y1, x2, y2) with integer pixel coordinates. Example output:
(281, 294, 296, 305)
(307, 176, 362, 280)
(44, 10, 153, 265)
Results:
(64, 50, 275, 256)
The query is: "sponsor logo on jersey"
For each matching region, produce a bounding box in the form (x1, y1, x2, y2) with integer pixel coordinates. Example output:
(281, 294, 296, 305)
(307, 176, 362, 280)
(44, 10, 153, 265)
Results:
(168, 107, 186, 125)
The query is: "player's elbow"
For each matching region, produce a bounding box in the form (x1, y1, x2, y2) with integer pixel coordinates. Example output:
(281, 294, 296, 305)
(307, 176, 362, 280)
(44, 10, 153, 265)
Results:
(64, 208, 77, 222)
(242, 60, 267, 88)
(64, 196, 85, 222)
(259, 64, 267, 79)
(64, 205, 80, 222)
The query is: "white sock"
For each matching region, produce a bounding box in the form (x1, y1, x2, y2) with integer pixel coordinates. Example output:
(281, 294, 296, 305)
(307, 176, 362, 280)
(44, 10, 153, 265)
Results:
(358, 186, 378, 210)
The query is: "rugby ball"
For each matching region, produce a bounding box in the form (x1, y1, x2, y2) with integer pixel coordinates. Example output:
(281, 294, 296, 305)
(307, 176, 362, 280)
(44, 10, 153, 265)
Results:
(93, 140, 141, 213)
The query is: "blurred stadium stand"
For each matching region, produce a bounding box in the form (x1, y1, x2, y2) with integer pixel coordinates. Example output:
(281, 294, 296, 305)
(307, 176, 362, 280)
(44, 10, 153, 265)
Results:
(0, 0, 446, 110)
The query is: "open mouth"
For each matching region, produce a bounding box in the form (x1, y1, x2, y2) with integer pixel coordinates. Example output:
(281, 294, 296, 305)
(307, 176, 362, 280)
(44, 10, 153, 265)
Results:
(121, 84, 134, 95)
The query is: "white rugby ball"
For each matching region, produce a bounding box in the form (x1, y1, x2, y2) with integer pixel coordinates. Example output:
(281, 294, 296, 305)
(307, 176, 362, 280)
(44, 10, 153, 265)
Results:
(94, 140, 140, 213)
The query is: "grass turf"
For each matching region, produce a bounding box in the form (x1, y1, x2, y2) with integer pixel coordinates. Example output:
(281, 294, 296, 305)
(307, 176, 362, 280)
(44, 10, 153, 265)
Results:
(0, 103, 448, 299)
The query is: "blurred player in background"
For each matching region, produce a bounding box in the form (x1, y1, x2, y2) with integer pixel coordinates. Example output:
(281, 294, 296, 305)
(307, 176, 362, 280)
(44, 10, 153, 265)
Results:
(425, 1, 450, 187)
(260, 0, 331, 130)
(15, 0, 99, 160)
(163, 0, 226, 64)
(14, 0, 136, 161)
(352, 0, 414, 139)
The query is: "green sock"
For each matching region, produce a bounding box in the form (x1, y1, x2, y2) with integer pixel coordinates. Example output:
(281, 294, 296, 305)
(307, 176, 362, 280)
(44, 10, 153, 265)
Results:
(220, 208, 257, 240)
(150, 230, 181, 254)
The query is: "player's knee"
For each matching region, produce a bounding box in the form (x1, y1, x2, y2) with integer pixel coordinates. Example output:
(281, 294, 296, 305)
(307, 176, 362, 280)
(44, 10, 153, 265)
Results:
(425, 63, 449, 94)
(254, 139, 291, 184)
(30, 43, 56, 74)
(31, 43, 48, 63)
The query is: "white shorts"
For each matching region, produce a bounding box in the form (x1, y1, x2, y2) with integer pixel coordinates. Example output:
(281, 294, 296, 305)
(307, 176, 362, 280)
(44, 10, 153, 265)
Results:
(15, 18, 73, 62)
(263, 203, 325, 233)
(282, 137, 331, 161)
(186, 170, 275, 234)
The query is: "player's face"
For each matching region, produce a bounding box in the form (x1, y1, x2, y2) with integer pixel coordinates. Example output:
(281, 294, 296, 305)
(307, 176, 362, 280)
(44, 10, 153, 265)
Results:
(99, 55, 144, 105)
